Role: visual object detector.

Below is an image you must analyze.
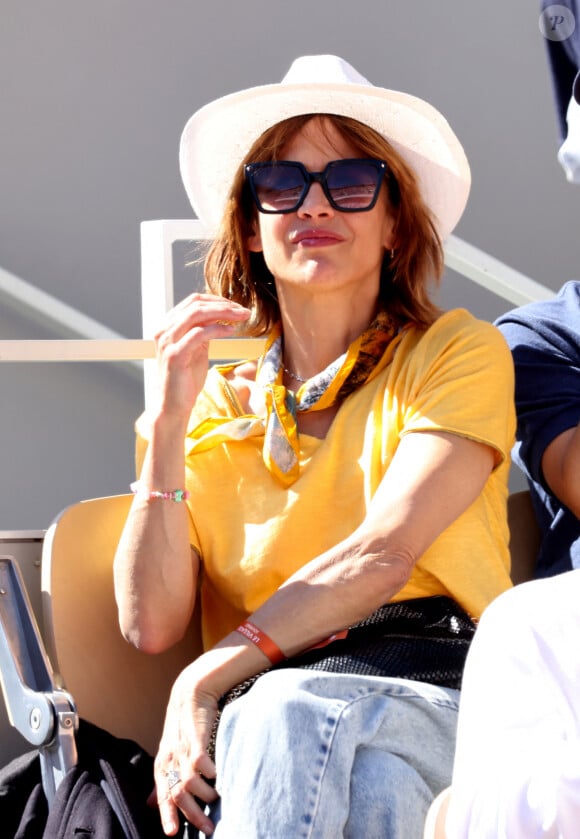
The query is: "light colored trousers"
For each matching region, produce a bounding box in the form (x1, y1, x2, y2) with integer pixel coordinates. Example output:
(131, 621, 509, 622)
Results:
(200, 669, 459, 839)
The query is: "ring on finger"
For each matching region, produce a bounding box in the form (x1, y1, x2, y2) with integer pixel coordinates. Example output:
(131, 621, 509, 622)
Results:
(165, 768, 181, 790)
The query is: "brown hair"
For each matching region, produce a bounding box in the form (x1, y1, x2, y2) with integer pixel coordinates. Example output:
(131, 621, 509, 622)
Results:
(203, 114, 444, 335)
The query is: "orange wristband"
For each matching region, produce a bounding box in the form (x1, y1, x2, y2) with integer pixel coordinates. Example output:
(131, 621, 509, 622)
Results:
(235, 620, 286, 665)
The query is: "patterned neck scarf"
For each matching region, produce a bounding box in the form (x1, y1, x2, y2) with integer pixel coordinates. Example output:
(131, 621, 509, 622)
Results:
(186, 310, 404, 486)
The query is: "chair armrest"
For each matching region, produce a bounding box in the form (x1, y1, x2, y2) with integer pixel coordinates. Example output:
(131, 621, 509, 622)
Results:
(0, 556, 78, 802)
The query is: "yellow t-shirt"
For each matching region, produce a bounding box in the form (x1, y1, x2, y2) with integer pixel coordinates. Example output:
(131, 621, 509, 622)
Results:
(136, 309, 516, 649)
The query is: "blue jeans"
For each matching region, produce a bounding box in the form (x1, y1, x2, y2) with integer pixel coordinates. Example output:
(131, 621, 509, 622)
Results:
(203, 669, 459, 839)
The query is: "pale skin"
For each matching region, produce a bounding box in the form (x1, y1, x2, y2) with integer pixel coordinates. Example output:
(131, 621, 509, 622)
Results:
(113, 119, 496, 836)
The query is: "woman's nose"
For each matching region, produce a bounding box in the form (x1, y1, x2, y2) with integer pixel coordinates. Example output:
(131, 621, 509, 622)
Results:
(296, 181, 334, 216)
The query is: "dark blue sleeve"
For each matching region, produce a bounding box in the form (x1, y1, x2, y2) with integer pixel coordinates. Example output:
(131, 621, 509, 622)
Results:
(495, 281, 580, 493)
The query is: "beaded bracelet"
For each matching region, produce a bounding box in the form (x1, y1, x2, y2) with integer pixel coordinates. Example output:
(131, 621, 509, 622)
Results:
(235, 620, 286, 665)
(130, 481, 190, 502)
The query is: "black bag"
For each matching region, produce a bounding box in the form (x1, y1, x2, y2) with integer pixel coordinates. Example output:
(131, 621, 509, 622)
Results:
(274, 594, 477, 688)
(0, 719, 170, 839)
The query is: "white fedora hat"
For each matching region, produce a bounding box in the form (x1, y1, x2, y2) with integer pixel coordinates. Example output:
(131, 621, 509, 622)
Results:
(179, 54, 471, 239)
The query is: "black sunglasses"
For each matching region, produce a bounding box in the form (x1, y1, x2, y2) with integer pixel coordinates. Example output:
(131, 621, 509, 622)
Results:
(244, 158, 388, 214)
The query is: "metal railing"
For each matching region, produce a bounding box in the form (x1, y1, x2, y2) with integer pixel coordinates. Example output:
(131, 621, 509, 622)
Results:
(0, 221, 555, 408)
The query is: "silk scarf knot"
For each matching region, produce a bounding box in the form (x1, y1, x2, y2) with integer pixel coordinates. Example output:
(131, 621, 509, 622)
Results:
(186, 310, 404, 486)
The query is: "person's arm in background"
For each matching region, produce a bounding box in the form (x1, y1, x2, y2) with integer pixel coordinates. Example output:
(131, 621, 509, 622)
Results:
(496, 283, 580, 521)
(447, 286, 580, 838)
(542, 420, 580, 517)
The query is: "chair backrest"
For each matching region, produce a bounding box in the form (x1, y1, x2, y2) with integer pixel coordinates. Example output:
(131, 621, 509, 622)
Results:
(38, 489, 540, 768)
(507, 489, 541, 585)
(41, 494, 202, 757)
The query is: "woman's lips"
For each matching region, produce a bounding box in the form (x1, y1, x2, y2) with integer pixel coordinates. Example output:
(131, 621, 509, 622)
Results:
(290, 229, 345, 247)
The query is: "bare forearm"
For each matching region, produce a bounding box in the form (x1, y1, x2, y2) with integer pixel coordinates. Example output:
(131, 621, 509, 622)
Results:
(543, 421, 580, 518)
(559, 422, 580, 516)
(251, 532, 413, 656)
(202, 431, 495, 693)
(114, 413, 197, 652)
(251, 431, 495, 658)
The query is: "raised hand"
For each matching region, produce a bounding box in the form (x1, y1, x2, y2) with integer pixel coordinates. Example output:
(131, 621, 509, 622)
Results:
(153, 293, 251, 420)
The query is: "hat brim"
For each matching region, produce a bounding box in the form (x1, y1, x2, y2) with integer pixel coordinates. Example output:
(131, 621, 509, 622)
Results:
(179, 80, 471, 240)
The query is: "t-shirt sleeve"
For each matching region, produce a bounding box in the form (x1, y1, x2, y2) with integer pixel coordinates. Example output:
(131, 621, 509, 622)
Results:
(399, 313, 516, 465)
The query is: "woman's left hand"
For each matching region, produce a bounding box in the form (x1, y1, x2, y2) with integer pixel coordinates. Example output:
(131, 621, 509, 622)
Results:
(153, 661, 221, 836)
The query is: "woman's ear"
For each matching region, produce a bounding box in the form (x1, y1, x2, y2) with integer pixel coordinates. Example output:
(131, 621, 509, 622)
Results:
(247, 226, 263, 253)
(380, 197, 397, 251)
(382, 216, 397, 252)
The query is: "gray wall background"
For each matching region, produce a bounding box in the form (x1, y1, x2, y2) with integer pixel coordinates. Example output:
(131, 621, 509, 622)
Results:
(1, 0, 579, 528)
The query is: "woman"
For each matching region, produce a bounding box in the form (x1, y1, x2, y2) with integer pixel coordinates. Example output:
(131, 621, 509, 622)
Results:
(114, 55, 515, 838)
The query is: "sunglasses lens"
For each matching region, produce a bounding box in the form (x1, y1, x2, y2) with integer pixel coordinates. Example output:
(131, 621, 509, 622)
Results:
(326, 161, 382, 210)
(246, 159, 385, 213)
(251, 164, 306, 212)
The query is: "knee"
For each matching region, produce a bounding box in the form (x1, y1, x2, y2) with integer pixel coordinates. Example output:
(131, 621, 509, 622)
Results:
(348, 748, 433, 837)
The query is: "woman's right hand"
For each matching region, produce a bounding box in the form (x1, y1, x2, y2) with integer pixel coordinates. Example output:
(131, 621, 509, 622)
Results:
(153, 657, 223, 836)
(153, 293, 251, 420)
